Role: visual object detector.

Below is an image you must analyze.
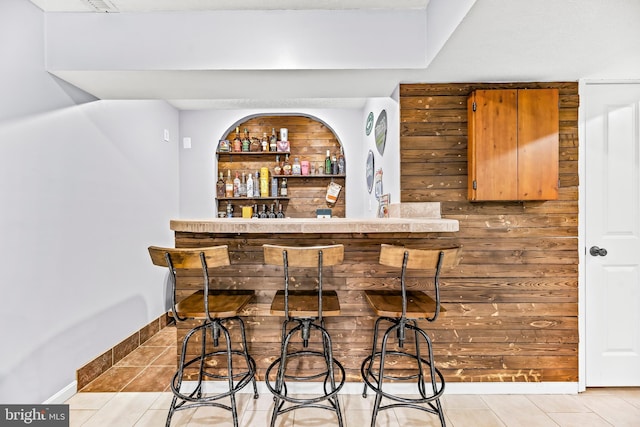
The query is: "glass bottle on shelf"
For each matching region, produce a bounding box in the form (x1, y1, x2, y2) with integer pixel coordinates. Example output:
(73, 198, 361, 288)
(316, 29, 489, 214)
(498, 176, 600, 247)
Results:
(331, 152, 338, 175)
(233, 127, 242, 152)
(292, 157, 301, 175)
(242, 128, 250, 152)
(246, 172, 254, 197)
(268, 204, 276, 219)
(271, 177, 278, 198)
(252, 204, 259, 218)
(282, 154, 292, 175)
(280, 178, 288, 197)
(233, 172, 240, 197)
(274, 155, 282, 176)
(250, 136, 260, 152)
(239, 172, 247, 197)
(259, 204, 268, 218)
(225, 170, 233, 197)
(276, 204, 285, 219)
(253, 172, 260, 197)
(216, 172, 225, 198)
(261, 132, 269, 152)
(338, 147, 345, 174)
(270, 128, 278, 152)
(226, 202, 233, 218)
(325, 150, 332, 175)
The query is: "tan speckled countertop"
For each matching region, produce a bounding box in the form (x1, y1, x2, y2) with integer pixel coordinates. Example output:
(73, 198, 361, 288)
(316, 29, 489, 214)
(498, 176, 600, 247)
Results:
(170, 202, 459, 234)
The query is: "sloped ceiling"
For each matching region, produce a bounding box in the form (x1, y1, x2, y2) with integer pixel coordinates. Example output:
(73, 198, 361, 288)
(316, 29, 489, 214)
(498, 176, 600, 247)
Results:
(29, 0, 640, 109)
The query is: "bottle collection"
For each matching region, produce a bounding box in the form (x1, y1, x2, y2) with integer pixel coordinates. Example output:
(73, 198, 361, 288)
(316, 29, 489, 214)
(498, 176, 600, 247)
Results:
(217, 126, 346, 218)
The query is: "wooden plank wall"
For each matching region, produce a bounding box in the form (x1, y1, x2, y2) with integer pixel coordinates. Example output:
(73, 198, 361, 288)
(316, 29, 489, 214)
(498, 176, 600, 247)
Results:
(173, 82, 579, 385)
(400, 82, 579, 382)
(218, 116, 346, 218)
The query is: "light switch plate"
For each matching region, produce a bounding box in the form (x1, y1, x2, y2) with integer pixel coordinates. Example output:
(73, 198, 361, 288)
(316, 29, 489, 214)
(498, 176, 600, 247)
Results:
(183, 137, 191, 149)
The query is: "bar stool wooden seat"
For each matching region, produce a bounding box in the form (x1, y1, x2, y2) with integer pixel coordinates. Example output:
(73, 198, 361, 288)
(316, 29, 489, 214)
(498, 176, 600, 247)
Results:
(263, 244, 346, 427)
(148, 245, 258, 427)
(361, 244, 460, 427)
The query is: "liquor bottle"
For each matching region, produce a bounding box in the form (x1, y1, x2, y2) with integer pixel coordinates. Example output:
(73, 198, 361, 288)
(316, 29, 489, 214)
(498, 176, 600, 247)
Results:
(268, 204, 277, 219)
(338, 147, 345, 174)
(233, 172, 240, 197)
(252, 204, 259, 218)
(271, 177, 278, 198)
(250, 136, 260, 152)
(233, 127, 242, 152)
(253, 172, 260, 197)
(239, 172, 247, 197)
(292, 157, 301, 175)
(331, 152, 338, 175)
(216, 172, 225, 198)
(259, 204, 268, 218)
(261, 132, 269, 151)
(225, 170, 233, 197)
(276, 204, 285, 219)
(280, 178, 288, 197)
(242, 128, 250, 152)
(270, 128, 278, 152)
(246, 172, 254, 197)
(274, 155, 282, 176)
(226, 202, 233, 218)
(325, 150, 332, 175)
(282, 154, 292, 175)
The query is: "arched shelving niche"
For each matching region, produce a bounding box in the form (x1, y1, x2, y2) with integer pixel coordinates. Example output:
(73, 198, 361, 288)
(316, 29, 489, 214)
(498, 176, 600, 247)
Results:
(216, 115, 346, 218)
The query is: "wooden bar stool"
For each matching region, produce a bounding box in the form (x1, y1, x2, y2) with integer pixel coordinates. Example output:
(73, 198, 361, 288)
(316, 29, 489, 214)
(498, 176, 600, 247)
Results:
(148, 245, 258, 427)
(361, 244, 460, 427)
(263, 244, 346, 427)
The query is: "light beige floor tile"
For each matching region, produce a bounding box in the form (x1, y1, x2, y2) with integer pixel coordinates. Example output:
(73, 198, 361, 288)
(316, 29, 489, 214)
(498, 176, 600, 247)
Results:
(526, 394, 591, 413)
(79, 392, 160, 427)
(65, 392, 117, 409)
(186, 405, 241, 427)
(546, 412, 613, 427)
(242, 409, 294, 427)
(134, 408, 194, 426)
(481, 395, 558, 427)
(344, 409, 375, 427)
(69, 409, 96, 427)
(394, 407, 448, 427)
(442, 394, 489, 409)
(290, 406, 342, 427)
(446, 408, 506, 427)
(341, 393, 375, 411)
(149, 392, 174, 410)
(577, 395, 640, 427)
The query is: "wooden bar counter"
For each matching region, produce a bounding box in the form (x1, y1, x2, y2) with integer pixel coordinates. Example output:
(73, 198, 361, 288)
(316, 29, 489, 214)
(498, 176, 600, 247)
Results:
(170, 203, 459, 383)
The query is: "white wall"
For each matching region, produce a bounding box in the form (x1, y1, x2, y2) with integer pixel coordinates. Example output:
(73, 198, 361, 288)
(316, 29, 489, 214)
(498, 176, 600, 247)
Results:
(0, 0, 180, 403)
(178, 109, 373, 218)
(361, 97, 401, 216)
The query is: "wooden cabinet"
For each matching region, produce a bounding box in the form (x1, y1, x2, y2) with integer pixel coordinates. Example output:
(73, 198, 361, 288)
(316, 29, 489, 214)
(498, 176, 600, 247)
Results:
(467, 88, 559, 201)
(216, 116, 346, 218)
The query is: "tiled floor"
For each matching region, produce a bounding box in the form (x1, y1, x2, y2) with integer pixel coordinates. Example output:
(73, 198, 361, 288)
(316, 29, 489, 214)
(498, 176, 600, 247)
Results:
(68, 326, 640, 426)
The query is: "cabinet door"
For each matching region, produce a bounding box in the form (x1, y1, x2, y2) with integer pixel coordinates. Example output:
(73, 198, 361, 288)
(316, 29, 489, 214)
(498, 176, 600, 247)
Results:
(517, 88, 559, 200)
(468, 89, 518, 201)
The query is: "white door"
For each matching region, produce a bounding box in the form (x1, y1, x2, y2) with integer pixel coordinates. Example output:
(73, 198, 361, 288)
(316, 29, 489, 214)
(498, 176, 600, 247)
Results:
(585, 82, 640, 386)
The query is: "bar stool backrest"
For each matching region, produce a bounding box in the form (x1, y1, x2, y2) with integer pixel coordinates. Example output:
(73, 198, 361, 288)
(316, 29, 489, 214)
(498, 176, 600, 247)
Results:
(263, 244, 344, 320)
(379, 244, 460, 322)
(148, 245, 230, 322)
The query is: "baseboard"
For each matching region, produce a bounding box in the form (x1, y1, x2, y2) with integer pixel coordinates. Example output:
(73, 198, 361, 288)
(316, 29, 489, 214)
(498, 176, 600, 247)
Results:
(43, 381, 77, 404)
(179, 380, 581, 395)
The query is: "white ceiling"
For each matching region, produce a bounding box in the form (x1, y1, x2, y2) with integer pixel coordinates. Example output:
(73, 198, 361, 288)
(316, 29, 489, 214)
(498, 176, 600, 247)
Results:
(29, 0, 640, 110)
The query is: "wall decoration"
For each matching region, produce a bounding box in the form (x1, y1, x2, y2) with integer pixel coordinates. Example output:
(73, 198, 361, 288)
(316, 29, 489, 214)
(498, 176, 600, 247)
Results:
(374, 109, 387, 155)
(374, 168, 383, 199)
(365, 112, 374, 136)
(378, 194, 390, 218)
(366, 150, 375, 193)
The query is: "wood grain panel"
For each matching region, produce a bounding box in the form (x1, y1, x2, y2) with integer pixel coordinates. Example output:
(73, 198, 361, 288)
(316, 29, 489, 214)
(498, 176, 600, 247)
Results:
(400, 81, 579, 383)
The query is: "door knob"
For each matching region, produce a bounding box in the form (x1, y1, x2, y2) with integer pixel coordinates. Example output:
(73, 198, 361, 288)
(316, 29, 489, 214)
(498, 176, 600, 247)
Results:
(590, 246, 608, 257)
